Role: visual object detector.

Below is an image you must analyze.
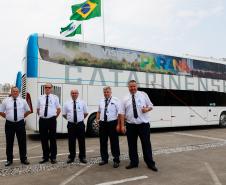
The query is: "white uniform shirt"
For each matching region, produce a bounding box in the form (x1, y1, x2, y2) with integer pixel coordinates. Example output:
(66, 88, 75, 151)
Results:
(0, 96, 30, 122)
(37, 94, 60, 118)
(98, 96, 121, 122)
(121, 91, 153, 124)
(63, 99, 88, 123)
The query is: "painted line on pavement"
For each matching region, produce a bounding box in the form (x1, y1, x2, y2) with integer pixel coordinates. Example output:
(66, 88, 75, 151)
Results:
(95, 176, 148, 185)
(174, 132, 226, 142)
(59, 165, 91, 185)
(0, 150, 94, 162)
(204, 162, 222, 185)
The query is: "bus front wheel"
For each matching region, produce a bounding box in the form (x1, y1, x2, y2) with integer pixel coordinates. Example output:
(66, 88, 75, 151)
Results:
(86, 113, 99, 137)
(219, 112, 226, 127)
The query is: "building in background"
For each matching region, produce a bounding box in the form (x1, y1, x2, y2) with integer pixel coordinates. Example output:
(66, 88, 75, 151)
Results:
(0, 83, 11, 104)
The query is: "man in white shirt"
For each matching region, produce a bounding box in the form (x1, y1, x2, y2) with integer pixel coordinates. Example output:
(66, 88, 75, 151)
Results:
(120, 80, 158, 171)
(96, 86, 121, 168)
(0, 87, 31, 166)
(63, 89, 88, 164)
(37, 83, 61, 164)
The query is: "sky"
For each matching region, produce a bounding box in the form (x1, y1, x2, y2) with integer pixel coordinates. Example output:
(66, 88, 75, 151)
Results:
(0, 0, 226, 84)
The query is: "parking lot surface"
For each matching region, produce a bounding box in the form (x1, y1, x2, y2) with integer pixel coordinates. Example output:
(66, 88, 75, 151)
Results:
(1, 118, 226, 185)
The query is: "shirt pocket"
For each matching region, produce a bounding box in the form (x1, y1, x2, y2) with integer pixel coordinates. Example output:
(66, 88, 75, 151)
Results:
(137, 98, 146, 108)
(108, 103, 117, 114)
(17, 101, 24, 111)
(48, 99, 54, 107)
(76, 105, 83, 112)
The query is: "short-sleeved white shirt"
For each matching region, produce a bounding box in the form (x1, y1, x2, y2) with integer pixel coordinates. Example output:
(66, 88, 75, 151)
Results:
(63, 99, 88, 123)
(98, 96, 121, 122)
(37, 94, 60, 118)
(120, 91, 153, 124)
(0, 96, 30, 122)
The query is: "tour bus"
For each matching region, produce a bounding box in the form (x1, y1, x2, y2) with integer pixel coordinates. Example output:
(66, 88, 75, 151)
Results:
(17, 33, 226, 136)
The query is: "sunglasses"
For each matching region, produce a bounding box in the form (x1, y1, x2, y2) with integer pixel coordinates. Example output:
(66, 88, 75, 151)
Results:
(45, 87, 52, 89)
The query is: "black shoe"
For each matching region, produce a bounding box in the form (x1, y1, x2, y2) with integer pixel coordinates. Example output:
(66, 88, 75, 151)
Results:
(113, 162, 119, 168)
(67, 158, 74, 164)
(80, 158, 87, 164)
(148, 165, 158, 172)
(39, 159, 49, 164)
(21, 159, 30, 165)
(125, 164, 138, 169)
(51, 159, 57, 164)
(99, 161, 108, 166)
(5, 160, 13, 167)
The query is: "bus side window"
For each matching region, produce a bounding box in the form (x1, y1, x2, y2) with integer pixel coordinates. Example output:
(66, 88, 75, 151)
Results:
(192, 91, 208, 106)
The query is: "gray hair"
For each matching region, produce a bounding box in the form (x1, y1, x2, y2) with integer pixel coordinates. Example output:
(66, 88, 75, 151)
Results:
(103, 86, 111, 91)
(71, 89, 79, 94)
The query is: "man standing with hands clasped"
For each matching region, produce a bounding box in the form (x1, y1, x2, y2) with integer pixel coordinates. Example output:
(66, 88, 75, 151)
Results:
(37, 83, 61, 164)
(120, 80, 158, 171)
(0, 87, 31, 166)
(96, 86, 121, 168)
(63, 89, 88, 164)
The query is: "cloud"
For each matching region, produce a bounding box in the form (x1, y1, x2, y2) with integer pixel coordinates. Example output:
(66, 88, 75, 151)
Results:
(0, 0, 226, 83)
(175, 1, 225, 29)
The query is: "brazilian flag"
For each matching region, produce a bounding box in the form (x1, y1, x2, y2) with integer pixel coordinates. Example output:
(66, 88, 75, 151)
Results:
(70, 0, 101, 21)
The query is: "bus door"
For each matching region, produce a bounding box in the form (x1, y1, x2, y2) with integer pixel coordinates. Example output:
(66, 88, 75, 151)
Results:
(149, 106, 171, 128)
(37, 83, 63, 133)
(207, 92, 219, 125)
(171, 106, 190, 126)
(207, 104, 219, 124)
(62, 84, 83, 133)
(190, 91, 208, 126)
(166, 90, 190, 127)
(190, 107, 207, 126)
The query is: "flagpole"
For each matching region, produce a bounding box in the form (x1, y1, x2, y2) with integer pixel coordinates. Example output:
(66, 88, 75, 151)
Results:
(82, 22, 85, 42)
(102, 0, 106, 43)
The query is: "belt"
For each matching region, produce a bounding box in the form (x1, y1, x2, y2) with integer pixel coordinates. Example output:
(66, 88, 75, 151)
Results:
(68, 121, 84, 125)
(40, 116, 56, 120)
(6, 119, 24, 124)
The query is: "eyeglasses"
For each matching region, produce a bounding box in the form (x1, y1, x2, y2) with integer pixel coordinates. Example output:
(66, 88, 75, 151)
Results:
(45, 87, 52, 89)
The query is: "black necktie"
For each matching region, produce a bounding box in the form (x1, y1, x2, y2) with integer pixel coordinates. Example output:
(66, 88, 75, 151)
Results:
(14, 98, 17, 121)
(132, 95, 138, 119)
(44, 95, 48, 117)
(104, 98, 108, 122)
(74, 100, 77, 123)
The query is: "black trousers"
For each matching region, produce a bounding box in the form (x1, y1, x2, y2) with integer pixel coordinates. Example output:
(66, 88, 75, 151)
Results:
(67, 121, 86, 160)
(126, 123, 155, 167)
(5, 120, 27, 162)
(99, 120, 120, 163)
(39, 117, 57, 160)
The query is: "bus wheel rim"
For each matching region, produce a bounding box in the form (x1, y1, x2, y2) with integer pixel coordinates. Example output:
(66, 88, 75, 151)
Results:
(220, 114, 226, 126)
(92, 120, 99, 134)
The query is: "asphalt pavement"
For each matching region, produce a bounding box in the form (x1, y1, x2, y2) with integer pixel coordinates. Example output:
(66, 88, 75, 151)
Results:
(1, 118, 226, 185)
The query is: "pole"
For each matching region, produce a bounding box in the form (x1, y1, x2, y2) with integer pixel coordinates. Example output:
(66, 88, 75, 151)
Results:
(102, 0, 106, 43)
(82, 22, 85, 42)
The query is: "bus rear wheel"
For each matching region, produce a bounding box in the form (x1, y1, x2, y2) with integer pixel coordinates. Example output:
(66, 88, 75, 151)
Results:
(219, 113, 226, 127)
(86, 113, 99, 137)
